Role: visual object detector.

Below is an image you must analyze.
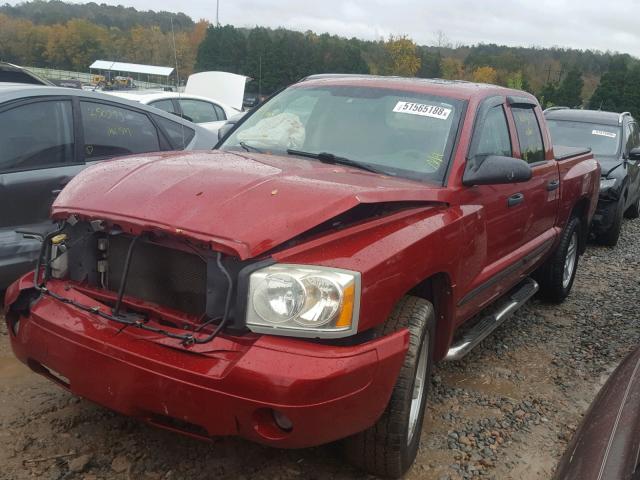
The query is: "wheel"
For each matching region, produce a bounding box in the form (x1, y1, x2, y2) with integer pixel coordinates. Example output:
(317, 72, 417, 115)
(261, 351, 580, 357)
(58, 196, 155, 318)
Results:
(536, 216, 580, 303)
(344, 296, 435, 478)
(596, 198, 624, 246)
(625, 194, 640, 219)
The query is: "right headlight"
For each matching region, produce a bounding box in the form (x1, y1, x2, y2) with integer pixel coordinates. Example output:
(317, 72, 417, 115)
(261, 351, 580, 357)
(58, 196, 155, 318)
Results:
(246, 264, 360, 338)
(600, 177, 617, 191)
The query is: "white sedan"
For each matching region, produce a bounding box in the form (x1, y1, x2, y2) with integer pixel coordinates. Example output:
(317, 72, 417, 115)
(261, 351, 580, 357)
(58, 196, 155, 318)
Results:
(110, 91, 241, 136)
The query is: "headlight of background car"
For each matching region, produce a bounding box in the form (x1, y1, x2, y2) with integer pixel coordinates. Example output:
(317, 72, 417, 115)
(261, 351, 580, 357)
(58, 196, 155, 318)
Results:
(600, 177, 617, 191)
(246, 264, 360, 338)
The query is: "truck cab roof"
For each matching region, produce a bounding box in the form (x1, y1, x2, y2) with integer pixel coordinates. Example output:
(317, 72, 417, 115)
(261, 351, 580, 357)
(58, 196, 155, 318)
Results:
(298, 74, 536, 103)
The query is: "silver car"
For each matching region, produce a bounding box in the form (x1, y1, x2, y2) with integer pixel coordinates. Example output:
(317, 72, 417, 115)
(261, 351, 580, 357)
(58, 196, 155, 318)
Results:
(0, 83, 218, 289)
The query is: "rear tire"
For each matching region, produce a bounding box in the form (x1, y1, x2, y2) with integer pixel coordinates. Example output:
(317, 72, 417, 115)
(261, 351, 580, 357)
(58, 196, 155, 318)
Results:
(344, 296, 435, 478)
(536, 216, 580, 303)
(597, 197, 624, 246)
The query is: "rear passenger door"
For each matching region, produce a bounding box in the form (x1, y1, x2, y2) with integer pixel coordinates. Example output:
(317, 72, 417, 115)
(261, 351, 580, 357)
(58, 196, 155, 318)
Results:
(508, 101, 559, 250)
(78, 100, 163, 162)
(0, 96, 85, 286)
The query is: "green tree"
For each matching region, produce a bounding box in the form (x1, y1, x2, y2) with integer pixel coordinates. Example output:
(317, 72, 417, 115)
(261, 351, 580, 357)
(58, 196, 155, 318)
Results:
(589, 56, 629, 111)
(416, 49, 442, 78)
(195, 24, 246, 73)
(622, 64, 640, 119)
(554, 68, 584, 107)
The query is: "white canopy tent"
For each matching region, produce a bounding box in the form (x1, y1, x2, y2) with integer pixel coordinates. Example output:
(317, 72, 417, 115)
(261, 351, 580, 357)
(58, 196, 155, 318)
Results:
(89, 60, 175, 86)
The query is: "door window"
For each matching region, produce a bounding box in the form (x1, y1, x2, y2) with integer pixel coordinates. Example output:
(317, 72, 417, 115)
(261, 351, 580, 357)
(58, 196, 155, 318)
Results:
(178, 99, 221, 123)
(149, 99, 177, 115)
(153, 115, 196, 150)
(0, 100, 74, 172)
(474, 105, 512, 157)
(512, 107, 545, 163)
(80, 101, 160, 159)
(625, 122, 640, 153)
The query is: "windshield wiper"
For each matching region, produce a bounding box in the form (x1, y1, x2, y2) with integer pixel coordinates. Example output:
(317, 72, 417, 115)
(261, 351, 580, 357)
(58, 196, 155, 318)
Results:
(286, 149, 387, 175)
(239, 141, 263, 153)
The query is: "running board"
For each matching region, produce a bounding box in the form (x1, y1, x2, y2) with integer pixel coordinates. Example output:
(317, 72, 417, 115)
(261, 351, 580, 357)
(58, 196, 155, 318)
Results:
(445, 278, 539, 361)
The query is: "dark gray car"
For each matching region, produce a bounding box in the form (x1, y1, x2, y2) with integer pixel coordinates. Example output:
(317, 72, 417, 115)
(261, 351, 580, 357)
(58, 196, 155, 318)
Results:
(0, 84, 218, 289)
(545, 108, 640, 246)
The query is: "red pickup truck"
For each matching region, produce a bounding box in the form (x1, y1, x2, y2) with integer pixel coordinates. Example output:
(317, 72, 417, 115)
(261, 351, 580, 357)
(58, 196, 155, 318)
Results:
(4, 76, 599, 478)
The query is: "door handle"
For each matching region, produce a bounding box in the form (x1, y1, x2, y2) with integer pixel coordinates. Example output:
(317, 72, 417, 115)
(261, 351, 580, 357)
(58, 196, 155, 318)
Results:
(547, 179, 560, 191)
(508, 193, 524, 207)
(51, 189, 63, 196)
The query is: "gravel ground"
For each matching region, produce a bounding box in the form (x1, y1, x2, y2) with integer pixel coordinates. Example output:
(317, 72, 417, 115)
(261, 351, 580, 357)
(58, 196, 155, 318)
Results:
(1, 218, 639, 480)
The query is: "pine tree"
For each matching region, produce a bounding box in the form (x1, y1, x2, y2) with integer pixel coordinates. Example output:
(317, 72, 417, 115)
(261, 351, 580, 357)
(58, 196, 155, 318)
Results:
(589, 56, 628, 111)
(554, 68, 584, 107)
(622, 64, 640, 119)
(195, 25, 246, 73)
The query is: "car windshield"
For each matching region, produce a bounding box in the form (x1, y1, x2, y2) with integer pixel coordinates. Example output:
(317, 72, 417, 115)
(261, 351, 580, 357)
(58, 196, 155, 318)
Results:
(220, 84, 464, 184)
(546, 120, 621, 156)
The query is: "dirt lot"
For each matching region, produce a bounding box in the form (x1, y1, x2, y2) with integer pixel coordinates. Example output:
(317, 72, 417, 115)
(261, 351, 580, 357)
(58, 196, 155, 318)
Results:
(1, 219, 639, 480)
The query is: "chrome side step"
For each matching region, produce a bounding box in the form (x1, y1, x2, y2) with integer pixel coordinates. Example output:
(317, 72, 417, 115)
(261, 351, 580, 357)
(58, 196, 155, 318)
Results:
(445, 277, 539, 361)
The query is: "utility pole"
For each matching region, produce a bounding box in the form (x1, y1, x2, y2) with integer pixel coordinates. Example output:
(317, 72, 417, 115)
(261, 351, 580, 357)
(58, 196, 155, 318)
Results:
(216, 0, 220, 26)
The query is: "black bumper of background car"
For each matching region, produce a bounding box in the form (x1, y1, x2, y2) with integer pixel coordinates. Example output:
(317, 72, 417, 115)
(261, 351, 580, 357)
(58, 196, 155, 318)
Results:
(591, 192, 620, 234)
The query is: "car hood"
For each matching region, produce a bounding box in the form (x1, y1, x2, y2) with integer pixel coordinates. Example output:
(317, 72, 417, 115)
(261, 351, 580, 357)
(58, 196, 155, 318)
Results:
(597, 155, 624, 177)
(52, 151, 444, 259)
(185, 71, 248, 111)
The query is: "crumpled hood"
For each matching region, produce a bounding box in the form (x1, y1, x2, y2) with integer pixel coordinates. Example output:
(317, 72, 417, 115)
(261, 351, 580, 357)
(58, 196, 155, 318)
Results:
(597, 155, 624, 177)
(53, 151, 443, 259)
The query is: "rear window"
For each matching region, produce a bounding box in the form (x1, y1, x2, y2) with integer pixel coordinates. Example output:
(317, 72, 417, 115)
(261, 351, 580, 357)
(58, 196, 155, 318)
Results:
(154, 115, 196, 149)
(547, 120, 620, 156)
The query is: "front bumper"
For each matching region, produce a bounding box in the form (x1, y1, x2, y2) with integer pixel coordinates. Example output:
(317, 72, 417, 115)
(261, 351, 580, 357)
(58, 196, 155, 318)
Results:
(5, 276, 408, 448)
(591, 194, 620, 234)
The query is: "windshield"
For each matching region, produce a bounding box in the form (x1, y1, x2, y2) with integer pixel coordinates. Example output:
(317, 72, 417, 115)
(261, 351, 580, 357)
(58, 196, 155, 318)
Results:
(546, 120, 621, 156)
(220, 84, 464, 183)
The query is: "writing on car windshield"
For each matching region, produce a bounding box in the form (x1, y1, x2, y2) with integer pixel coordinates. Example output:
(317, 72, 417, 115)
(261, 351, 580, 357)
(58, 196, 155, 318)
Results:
(547, 120, 620, 156)
(220, 85, 462, 183)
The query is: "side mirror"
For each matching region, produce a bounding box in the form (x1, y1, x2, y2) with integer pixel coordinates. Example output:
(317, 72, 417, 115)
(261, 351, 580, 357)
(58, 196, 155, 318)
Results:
(629, 147, 640, 161)
(218, 120, 237, 141)
(463, 155, 532, 186)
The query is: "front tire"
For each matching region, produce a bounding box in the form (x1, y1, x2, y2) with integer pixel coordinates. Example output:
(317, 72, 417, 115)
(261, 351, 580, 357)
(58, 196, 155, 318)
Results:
(345, 296, 435, 478)
(536, 216, 580, 303)
(625, 195, 640, 219)
(597, 197, 624, 246)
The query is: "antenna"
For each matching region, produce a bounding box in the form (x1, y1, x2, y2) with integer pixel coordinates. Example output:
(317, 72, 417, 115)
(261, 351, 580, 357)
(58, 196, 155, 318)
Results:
(170, 17, 187, 148)
(216, 0, 220, 26)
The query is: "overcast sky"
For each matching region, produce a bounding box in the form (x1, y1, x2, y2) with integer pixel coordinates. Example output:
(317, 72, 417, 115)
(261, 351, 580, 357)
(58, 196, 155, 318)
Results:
(10, 0, 640, 57)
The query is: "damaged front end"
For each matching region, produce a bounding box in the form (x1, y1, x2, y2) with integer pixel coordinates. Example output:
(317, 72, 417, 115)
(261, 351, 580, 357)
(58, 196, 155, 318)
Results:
(7, 216, 272, 348)
(6, 209, 367, 349)
(4, 216, 408, 448)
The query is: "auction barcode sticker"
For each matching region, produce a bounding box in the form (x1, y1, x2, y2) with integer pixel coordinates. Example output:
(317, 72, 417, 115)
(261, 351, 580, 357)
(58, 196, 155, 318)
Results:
(393, 101, 452, 120)
(592, 129, 617, 138)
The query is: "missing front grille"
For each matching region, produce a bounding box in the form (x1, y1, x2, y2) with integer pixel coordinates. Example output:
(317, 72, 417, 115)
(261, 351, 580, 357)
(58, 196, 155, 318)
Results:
(107, 236, 207, 317)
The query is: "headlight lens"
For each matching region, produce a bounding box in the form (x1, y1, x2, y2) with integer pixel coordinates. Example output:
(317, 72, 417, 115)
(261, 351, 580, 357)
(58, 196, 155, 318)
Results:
(600, 177, 617, 190)
(246, 265, 360, 338)
(252, 274, 306, 323)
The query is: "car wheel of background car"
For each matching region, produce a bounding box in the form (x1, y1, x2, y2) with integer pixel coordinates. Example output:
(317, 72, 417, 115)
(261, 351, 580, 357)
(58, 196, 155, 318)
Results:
(344, 295, 435, 479)
(624, 194, 640, 219)
(535, 216, 581, 304)
(597, 196, 625, 246)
